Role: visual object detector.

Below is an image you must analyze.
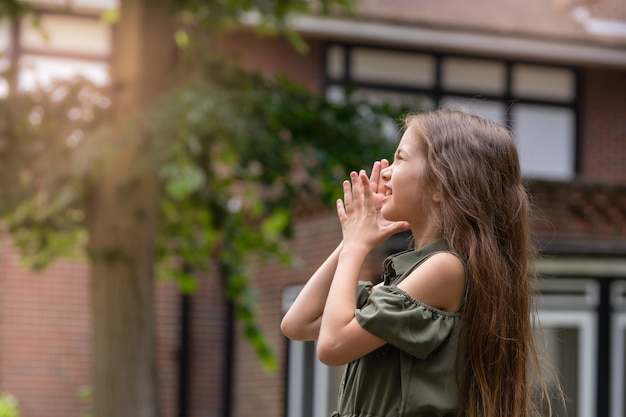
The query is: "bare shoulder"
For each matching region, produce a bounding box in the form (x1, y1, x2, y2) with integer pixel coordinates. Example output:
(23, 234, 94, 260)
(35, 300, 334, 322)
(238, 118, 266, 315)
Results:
(396, 252, 465, 312)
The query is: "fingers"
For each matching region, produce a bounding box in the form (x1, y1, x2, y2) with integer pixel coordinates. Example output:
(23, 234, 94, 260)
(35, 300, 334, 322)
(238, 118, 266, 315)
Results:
(369, 161, 381, 193)
(351, 170, 372, 205)
(359, 170, 373, 201)
(336, 198, 347, 222)
(369, 159, 389, 193)
(342, 170, 372, 211)
(342, 178, 352, 212)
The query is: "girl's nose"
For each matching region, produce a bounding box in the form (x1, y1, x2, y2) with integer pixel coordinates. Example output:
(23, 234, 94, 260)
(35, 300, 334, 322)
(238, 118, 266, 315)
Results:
(381, 165, 391, 181)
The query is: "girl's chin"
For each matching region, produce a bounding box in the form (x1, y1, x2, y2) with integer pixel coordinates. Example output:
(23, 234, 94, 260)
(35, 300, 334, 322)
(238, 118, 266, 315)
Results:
(380, 207, 395, 222)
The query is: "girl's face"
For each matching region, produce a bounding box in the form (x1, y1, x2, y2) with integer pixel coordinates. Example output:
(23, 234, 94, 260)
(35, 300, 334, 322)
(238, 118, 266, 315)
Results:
(380, 126, 435, 229)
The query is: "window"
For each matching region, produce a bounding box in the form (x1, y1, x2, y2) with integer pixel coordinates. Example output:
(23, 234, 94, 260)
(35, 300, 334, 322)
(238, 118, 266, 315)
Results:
(282, 286, 345, 417)
(285, 340, 344, 417)
(351, 48, 435, 88)
(324, 44, 578, 180)
(441, 57, 506, 95)
(513, 104, 575, 180)
(611, 281, 626, 417)
(536, 279, 599, 417)
(20, 13, 110, 56)
(0, 20, 9, 97)
(18, 54, 109, 90)
(6, 8, 112, 93)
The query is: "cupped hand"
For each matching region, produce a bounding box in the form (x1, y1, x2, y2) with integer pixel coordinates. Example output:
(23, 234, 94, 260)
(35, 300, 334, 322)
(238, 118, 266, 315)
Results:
(368, 159, 395, 229)
(336, 165, 409, 252)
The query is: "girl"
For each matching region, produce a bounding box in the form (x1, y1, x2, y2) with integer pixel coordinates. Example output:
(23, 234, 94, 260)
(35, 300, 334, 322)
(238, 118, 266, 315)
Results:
(281, 109, 554, 417)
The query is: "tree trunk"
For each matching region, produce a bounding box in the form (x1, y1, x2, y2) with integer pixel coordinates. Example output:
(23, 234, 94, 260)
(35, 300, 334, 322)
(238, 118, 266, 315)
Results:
(87, 0, 175, 416)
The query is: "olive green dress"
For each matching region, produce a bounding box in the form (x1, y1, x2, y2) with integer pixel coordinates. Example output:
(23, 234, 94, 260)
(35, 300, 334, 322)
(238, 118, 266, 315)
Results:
(332, 240, 463, 417)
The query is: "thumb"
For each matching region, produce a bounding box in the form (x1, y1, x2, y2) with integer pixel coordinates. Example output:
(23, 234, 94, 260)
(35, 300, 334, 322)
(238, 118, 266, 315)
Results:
(383, 221, 410, 237)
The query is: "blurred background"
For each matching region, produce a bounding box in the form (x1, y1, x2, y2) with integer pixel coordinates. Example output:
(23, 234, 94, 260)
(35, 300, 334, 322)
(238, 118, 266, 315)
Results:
(0, 0, 625, 417)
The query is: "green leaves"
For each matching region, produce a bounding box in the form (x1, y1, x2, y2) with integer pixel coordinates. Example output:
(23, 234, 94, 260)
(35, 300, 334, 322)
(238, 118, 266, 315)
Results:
(162, 164, 206, 200)
(144, 61, 406, 367)
(0, 393, 20, 417)
(0, 77, 109, 269)
(0, 54, 407, 370)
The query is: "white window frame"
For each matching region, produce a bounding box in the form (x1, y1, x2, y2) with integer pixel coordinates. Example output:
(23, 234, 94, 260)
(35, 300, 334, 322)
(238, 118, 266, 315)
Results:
(611, 313, 626, 417)
(283, 286, 344, 417)
(285, 341, 343, 417)
(611, 281, 626, 417)
(324, 44, 578, 181)
(537, 310, 597, 417)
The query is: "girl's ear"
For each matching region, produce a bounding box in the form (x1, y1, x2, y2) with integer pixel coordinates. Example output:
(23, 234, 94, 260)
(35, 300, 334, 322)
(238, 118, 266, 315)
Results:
(432, 184, 443, 203)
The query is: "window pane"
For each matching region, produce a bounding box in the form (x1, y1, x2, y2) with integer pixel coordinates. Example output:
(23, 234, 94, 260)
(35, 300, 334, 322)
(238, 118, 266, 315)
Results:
(538, 311, 596, 417)
(21, 0, 66, 6)
(352, 88, 435, 111)
(18, 55, 109, 90)
(512, 104, 575, 180)
(0, 19, 8, 97)
(327, 366, 343, 414)
(538, 327, 579, 416)
(72, 0, 118, 9)
(512, 64, 575, 102)
(21, 14, 110, 57)
(442, 58, 506, 95)
(287, 341, 315, 417)
(352, 48, 435, 87)
(326, 45, 345, 80)
(440, 96, 506, 126)
(622, 326, 626, 417)
(22, 0, 118, 8)
(610, 314, 626, 417)
(611, 279, 626, 417)
(0, 19, 10, 50)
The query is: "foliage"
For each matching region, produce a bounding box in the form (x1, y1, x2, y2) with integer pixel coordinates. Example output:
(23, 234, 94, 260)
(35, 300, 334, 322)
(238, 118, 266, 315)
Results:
(0, 0, 401, 413)
(76, 386, 93, 417)
(0, 56, 408, 367)
(0, 0, 27, 19)
(148, 60, 405, 367)
(0, 77, 110, 269)
(173, 0, 357, 51)
(0, 394, 20, 417)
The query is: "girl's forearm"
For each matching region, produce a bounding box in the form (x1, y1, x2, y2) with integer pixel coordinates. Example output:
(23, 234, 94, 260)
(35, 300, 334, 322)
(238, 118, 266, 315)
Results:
(280, 241, 344, 341)
(318, 247, 369, 349)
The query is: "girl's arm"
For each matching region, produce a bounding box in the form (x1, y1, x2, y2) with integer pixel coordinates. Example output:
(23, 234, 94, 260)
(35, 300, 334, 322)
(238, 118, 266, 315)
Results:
(318, 248, 464, 366)
(280, 161, 388, 342)
(317, 244, 387, 365)
(317, 170, 409, 366)
(280, 241, 343, 341)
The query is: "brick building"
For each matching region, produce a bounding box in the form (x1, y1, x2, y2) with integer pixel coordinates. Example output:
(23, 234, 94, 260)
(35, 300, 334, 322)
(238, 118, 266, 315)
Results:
(1, 0, 626, 417)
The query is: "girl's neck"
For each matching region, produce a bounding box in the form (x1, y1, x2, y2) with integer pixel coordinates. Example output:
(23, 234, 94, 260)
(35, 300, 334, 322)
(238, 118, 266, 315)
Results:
(410, 217, 442, 249)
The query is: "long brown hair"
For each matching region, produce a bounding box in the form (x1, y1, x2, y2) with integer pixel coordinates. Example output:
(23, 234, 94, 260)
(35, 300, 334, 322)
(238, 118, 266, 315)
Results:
(406, 109, 554, 417)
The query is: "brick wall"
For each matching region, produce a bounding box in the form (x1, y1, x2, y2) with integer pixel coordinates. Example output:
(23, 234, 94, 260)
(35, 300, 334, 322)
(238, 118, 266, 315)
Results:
(231, 210, 388, 417)
(0, 237, 91, 417)
(186, 272, 229, 417)
(217, 31, 325, 93)
(0, 31, 318, 417)
(156, 278, 184, 417)
(2, 28, 625, 417)
(580, 66, 626, 182)
(0, 235, 182, 417)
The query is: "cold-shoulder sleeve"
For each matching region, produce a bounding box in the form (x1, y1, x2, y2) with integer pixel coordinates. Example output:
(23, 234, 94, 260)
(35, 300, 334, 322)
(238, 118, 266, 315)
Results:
(355, 281, 373, 309)
(354, 285, 458, 360)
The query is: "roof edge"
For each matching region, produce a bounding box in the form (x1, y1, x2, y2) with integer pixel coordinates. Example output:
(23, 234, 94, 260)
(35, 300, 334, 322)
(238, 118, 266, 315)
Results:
(242, 13, 626, 68)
